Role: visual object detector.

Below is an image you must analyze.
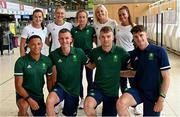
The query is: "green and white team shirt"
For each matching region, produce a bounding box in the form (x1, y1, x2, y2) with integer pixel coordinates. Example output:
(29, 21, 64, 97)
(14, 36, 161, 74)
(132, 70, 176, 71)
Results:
(49, 47, 88, 97)
(14, 54, 52, 99)
(89, 45, 129, 97)
(46, 22, 73, 52)
(71, 25, 95, 52)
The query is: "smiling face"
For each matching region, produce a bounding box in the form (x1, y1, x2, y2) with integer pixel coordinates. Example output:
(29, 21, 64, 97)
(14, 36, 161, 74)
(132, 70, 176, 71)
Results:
(28, 38, 42, 55)
(95, 5, 108, 22)
(118, 9, 129, 24)
(59, 32, 72, 49)
(100, 30, 114, 48)
(55, 7, 65, 22)
(32, 10, 43, 27)
(77, 11, 88, 26)
(132, 31, 149, 50)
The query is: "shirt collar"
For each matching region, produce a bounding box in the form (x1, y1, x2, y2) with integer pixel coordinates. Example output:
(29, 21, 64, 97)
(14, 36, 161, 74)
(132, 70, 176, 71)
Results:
(27, 53, 43, 62)
(59, 47, 75, 56)
(77, 25, 88, 31)
(101, 45, 115, 54)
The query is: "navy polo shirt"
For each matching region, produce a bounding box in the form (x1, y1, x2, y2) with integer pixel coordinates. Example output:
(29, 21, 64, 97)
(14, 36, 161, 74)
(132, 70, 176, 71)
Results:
(130, 44, 170, 101)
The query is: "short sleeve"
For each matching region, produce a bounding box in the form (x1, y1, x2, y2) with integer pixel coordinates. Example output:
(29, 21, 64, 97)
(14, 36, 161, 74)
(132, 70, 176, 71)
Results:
(121, 48, 130, 70)
(79, 48, 88, 65)
(48, 53, 56, 65)
(14, 58, 24, 76)
(159, 48, 171, 70)
(46, 58, 53, 76)
(21, 26, 29, 39)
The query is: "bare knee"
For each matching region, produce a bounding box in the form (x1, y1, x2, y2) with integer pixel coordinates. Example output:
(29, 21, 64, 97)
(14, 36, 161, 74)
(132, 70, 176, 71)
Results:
(46, 92, 59, 108)
(84, 97, 96, 116)
(116, 97, 128, 111)
(17, 99, 29, 116)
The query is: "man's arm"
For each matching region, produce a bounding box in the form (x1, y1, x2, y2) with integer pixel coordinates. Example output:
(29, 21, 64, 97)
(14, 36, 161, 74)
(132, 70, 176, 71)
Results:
(19, 37, 26, 56)
(120, 70, 136, 78)
(15, 76, 39, 110)
(154, 69, 170, 112)
(45, 34, 51, 46)
(46, 75, 53, 92)
(86, 62, 96, 70)
(15, 76, 29, 98)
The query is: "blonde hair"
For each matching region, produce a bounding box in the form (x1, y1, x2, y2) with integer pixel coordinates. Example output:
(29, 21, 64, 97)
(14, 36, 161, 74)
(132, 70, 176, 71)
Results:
(55, 5, 65, 13)
(95, 4, 108, 22)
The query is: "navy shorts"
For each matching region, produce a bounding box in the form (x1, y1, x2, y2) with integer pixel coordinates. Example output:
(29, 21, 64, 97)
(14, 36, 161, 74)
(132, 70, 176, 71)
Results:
(16, 93, 46, 116)
(87, 89, 118, 116)
(52, 85, 79, 116)
(126, 88, 160, 116)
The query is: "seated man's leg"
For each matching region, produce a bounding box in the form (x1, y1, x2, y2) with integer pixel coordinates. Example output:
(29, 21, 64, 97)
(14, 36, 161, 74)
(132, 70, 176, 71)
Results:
(62, 92, 79, 116)
(16, 93, 29, 116)
(84, 89, 102, 116)
(102, 95, 118, 116)
(116, 88, 142, 116)
(46, 85, 64, 116)
(143, 97, 160, 116)
(30, 98, 46, 116)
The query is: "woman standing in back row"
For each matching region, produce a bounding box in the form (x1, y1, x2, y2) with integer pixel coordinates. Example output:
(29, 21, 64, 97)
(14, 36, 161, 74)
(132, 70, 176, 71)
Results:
(20, 9, 47, 56)
(71, 9, 95, 109)
(115, 5, 142, 115)
(45, 5, 73, 53)
(94, 4, 117, 46)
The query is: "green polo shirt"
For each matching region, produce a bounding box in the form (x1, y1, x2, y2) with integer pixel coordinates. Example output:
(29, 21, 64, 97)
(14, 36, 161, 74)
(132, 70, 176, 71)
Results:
(14, 54, 52, 99)
(89, 45, 129, 97)
(71, 25, 95, 52)
(49, 47, 88, 96)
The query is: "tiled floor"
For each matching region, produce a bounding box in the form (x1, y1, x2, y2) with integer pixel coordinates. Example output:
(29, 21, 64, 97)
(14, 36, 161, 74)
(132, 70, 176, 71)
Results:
(0, 47, 180, 116)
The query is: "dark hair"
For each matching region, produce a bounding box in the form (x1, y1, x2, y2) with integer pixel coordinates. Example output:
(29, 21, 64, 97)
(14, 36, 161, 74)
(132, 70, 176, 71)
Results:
(118, 6, 134, 27)
(131, 25, 146, 34)
(27, 35, 42, 43)
(32, 9, 44, 30)
(59, 28, 71, 35)
(100, 26, 113, 33)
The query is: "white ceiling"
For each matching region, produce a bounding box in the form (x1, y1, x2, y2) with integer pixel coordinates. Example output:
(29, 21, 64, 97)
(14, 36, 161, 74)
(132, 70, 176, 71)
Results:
(93, 0, 158, 4)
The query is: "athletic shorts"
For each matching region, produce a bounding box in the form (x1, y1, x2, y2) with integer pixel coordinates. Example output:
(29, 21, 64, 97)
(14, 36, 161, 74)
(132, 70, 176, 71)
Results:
(87, 88, 118, 116)
(52, 85, 79, 116)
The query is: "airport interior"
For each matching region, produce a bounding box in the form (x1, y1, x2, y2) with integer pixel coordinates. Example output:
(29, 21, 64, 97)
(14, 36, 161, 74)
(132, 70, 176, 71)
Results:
(0, 0, 180, 116)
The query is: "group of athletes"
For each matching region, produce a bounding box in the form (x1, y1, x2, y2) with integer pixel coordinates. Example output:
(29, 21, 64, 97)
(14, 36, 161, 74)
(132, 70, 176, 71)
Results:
(14, 4, 170, 116)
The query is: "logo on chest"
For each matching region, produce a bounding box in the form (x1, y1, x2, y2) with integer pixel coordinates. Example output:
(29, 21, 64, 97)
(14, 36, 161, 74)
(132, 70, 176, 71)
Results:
(42, 63, 46, 69)
(113, 55, 118, 62)
(27, 65, 32, 69)
(148, 53, 154, 60)
(73, 55, 78, 62)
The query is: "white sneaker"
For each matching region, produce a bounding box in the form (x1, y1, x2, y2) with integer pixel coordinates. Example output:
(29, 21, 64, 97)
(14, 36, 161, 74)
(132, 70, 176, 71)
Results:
(79, 99, 84, 109)
(54, 103, 60, 114)
(54, 101, 64, 114)
(134, 105, 142, 115)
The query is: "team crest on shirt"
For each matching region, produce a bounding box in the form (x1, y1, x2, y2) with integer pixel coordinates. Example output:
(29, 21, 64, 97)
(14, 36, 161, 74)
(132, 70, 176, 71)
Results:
(42, 63, 46, 69)
(113, 55, 118, 62)
(75, 31, 78, 33)
(97, 56, 102, 61)
(86, 30, 89, 34)
(148, 53, 154, 60)
(53, 28, 55, 31)
(31, 32, 35, 34)
(27, 65, 32, 69)
(73, 55, 78, 62)
(58, 59, 62, 63)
